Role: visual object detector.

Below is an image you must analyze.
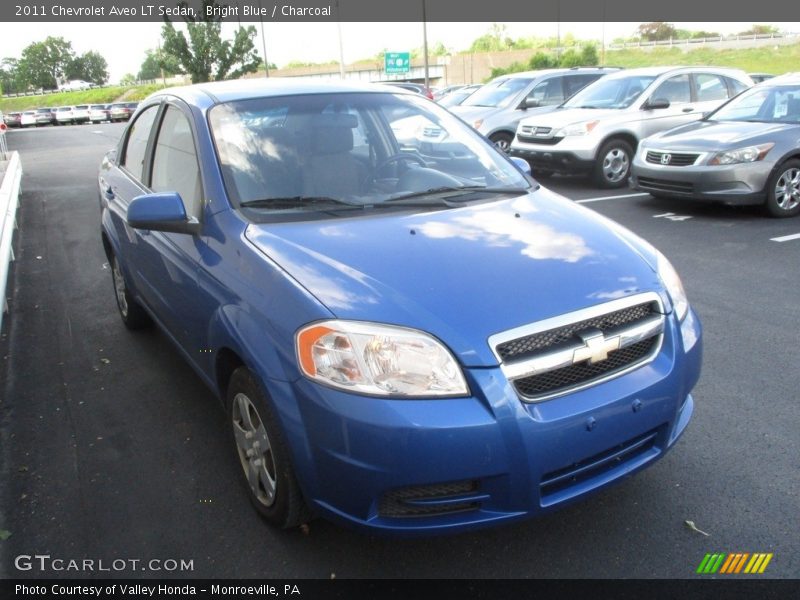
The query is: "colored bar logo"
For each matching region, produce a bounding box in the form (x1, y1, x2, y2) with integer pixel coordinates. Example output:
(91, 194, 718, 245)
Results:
(696, 553, 773, 574)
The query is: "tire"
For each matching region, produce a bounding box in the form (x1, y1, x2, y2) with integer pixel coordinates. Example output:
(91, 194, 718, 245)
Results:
(764, 159, 800, 218)
(489, 132, 514, 153)
(228, 367, 310, 529)
(593, 139, 634, 189)
(110, 254, 151, 329)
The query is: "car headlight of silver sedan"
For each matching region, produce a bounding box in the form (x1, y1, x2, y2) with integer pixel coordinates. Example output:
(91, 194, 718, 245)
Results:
(708, 143, 774, 165)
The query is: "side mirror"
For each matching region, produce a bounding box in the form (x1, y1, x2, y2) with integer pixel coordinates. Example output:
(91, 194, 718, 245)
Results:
(127, 192, 200, 235)
(644, 98, 671, 110)
(509, 156, 532, 176)
(522, 98, 541, 109)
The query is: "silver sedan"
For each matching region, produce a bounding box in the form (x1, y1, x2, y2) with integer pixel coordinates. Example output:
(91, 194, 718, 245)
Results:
(631, 74, 800, 218)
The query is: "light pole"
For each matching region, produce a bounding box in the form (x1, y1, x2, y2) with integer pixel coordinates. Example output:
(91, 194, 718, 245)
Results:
(422, 0, 429, 88)
(336, 1, 345, 79)
(257, 0, 270, 77)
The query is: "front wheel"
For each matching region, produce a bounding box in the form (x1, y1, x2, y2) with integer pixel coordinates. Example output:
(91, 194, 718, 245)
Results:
(593, 139, 634, 189)
(489, 132, 513, 153)
(228, 367, 310, 529)
(764, 159, 800, 218)
(110, 254, 151, 329)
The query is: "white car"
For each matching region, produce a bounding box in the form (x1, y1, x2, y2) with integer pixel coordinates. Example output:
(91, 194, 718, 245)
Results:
(509, 66, 753, 188)
(20, 111, 37, 127)
(59, 80, 93, 92)
(71, 105, 90, 124)
(55, 106, 74, 124)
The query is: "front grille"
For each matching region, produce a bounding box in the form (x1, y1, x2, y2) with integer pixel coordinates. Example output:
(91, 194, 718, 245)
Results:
(422, 126, 443, 138)
(378, 480, 481, 518)
(496, 302, 656, 362)
(513, 338, 657, 398)
(516, 133, 563, 145)
(490, 295, 664, 402)
(637, 176, 694, 194)
(646, 150, 699, 166)
(540, 428, 661, 504)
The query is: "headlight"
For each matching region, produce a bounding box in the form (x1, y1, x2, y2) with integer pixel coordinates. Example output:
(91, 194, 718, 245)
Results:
(656, 252, 689, 322)
(708, 143, 774, 165)
(472, 119, 484, 130)
(296, 320, 469, 397)
(553, 120, 599, 137)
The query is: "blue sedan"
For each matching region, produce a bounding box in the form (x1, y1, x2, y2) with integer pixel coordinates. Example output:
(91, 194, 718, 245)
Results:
(98, 79, 702, 535)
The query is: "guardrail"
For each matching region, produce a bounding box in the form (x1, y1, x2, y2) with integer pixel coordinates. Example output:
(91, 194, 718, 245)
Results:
(608, 32, 799, 50)
(0, 147, 22, 333)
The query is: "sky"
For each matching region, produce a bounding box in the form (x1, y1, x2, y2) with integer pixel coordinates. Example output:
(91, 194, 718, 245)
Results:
(1, 21, 798, 84)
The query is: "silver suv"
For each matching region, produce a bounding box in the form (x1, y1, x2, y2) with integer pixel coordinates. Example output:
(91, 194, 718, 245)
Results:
(509, 66, 753, 187)
(450, 67, 619, 151)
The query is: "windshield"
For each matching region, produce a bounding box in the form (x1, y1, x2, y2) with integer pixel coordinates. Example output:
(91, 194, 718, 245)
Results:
(461, 77, 533, 109)
(709, 83, 800, 123)
(563, 75, 658, 109)
(209, 92, 530, 221)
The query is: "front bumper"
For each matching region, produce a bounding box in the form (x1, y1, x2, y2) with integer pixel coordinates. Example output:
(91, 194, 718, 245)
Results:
(509, 147, 596, 174)
(268, 309, 702, 535)
(631, 155, 770, 205)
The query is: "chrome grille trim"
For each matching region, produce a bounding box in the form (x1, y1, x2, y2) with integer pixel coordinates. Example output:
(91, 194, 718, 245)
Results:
(488, 293, 665, 402)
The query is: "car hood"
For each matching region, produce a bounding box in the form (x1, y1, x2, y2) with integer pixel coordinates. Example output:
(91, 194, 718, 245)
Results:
(244, 190, 664, 367)
(519, 107, 627, 129)
(645, 120, 800, 150)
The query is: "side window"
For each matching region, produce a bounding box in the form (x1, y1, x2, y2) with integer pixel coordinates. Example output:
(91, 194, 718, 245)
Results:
(726, 77, 749, 97)
(563, 75, 596, 99)
(121, 105, 159, 181)
(652, 74, 691, 104)
(150, 106, 202, 217)
(695, 74, 728, 102)
(527, 79, 563, 106)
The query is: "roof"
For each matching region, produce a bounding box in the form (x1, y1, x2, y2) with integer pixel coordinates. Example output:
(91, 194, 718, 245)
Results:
(147, 77, 407, 107)
(493, 67, 619, 81)
(601, 65, 749, 80)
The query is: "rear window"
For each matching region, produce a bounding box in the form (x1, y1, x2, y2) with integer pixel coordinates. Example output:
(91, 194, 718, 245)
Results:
(75, 105, 88, 110)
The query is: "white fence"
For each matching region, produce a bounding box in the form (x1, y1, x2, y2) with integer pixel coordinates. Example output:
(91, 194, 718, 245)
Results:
(0, 147, 22, 332)
(608, 32, 799, 50)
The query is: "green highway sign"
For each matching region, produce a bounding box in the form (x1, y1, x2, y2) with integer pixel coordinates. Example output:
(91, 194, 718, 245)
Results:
(384, 52, 411, 74)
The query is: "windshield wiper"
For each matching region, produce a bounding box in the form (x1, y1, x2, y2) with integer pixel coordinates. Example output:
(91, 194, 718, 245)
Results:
(239, 196, 366, 209)
(386, 186, 530, 206)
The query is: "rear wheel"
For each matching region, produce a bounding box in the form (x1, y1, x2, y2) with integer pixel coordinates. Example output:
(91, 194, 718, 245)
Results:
(228, 367, 310, 529)
(593, 139, 634, 188)
(764, 159, 800, 218)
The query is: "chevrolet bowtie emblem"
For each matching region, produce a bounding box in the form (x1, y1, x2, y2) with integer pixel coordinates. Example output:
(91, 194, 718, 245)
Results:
(573, 330, 621, 364)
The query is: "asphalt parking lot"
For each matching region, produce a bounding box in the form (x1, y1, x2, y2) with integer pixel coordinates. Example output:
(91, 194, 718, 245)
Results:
(0, 124, 798, 579)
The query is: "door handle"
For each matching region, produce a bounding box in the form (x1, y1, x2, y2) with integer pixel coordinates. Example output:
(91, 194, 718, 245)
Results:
(104, 186, 115, 199)
(682, 107, 694, 113)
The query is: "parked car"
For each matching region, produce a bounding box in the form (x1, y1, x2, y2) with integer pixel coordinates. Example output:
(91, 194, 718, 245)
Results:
(379, 82, 435, 99)
(3, 112, 22, 128)
(89, 104, 112, 123)
(20, 111, 37, 127)
(71, 104, 90, 124)
(34, 107, 56, 126)
(437, 84, 482, 108)
(432, 84, 467, 101)
(451, 67, 619, 152)
(58, 79, 93, 92)
(631, 73, 800, 218)
(98, 79, 701, 535)
(55, 106, 74, 125)
(109, 102, 138, 122)
(510, 66, 753, 187)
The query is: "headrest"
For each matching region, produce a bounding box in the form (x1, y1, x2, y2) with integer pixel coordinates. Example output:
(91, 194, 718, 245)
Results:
(311, 124, 354, 155)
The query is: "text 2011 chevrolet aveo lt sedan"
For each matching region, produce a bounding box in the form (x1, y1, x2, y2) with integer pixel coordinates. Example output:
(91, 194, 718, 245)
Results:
(98, 79, 702, 535)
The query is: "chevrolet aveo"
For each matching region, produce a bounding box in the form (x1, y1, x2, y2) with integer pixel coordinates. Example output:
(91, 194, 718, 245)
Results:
(98, 79, 702, 535)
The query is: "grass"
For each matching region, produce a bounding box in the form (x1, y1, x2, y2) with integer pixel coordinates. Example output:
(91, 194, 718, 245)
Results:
(603, 43, 800, 75)
(0, 84, 170, 112)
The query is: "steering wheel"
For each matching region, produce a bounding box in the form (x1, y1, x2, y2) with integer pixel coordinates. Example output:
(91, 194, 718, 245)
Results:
(362, 152, 428, 190)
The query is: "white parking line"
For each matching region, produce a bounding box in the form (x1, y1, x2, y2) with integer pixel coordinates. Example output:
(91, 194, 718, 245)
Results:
(575, 192, 651, 204)
(770, 233, 800, 243)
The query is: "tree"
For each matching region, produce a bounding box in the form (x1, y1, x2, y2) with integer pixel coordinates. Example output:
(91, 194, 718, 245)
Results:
(637, 22, 678, 42)
(120, 73, 137, 86)
(470, 23, 514, 52)
(0, 58, 25, 94)
(558, 49, 583, 68)
(18, 36, 75, 89)
(579, 44, 599, 66)
(138, 49, 181, 81)
(739, 25, 780, 36)
(66, 50, 109, 84)
(161, 0, 261, 84)
(528, 52, 556, 70)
